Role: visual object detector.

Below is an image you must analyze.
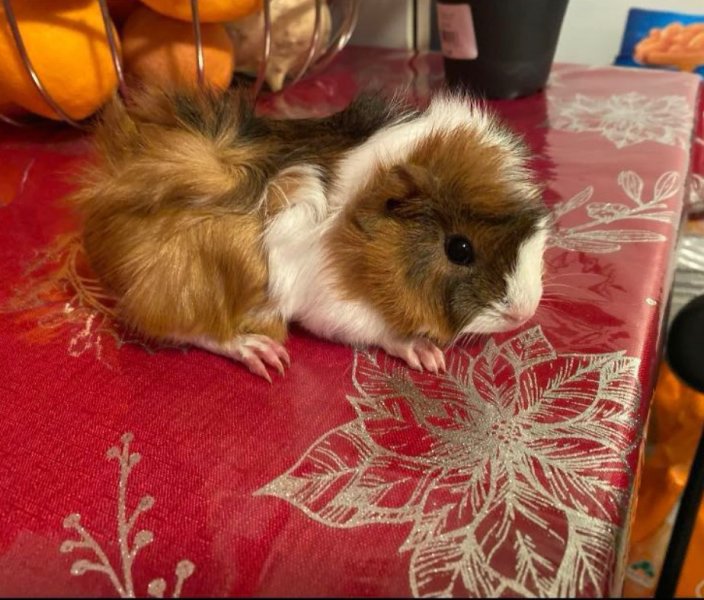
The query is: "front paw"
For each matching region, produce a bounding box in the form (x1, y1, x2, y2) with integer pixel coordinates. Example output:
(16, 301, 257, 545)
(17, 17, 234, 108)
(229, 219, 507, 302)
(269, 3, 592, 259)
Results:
(188, 334, 290, 383)
(380, 337, 446, 374)
(226, 334, 291, 383)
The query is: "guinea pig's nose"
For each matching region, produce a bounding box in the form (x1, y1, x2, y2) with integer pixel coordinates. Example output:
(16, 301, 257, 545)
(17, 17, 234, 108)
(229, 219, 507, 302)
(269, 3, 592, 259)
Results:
(503, 308, 533, 325)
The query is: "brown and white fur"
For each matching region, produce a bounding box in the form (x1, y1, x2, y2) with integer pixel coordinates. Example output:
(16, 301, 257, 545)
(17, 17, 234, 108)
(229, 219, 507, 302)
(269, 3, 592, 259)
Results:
(73, 85, 550, 381)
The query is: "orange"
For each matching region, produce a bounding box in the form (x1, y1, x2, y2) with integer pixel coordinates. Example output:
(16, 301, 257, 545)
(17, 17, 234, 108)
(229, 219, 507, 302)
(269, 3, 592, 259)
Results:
(122, 5, 235, 90)
(0, 85, 26, 121)
(0, 0, 121, 121)
(140, 0, 262, 24)
(107, 0, 140, 29)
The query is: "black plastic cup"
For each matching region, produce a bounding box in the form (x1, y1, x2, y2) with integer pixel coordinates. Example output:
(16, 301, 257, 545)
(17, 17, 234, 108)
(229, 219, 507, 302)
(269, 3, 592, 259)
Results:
(437, 0, 569, 99)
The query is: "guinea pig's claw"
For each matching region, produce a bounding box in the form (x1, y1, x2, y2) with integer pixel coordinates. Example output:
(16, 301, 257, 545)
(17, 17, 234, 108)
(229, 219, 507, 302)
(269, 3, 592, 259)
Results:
(214, 334, 290, 382)
(413, 338, 447, 374)
(430, 350, 445, 373)
(244, 356, 274, 384)
(255, 336, 290, 370)
(433, 345, 447, 373)
(382, 337, 446, 375)
(253, 343, 287, 376)
(408, 355, 424, 372)
(418, 349, 440, 374)
(185, 333, 289, 381)
(241, 335, 291, 380)
(277, 345, 291, 369)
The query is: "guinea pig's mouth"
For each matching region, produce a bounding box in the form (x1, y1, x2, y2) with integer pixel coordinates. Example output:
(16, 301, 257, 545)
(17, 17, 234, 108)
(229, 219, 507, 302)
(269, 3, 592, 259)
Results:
(459, 305, 537, 337)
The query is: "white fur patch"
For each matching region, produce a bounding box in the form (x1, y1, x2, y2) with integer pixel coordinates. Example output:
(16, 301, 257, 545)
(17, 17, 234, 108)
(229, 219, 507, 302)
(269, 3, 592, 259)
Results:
(504, 219, 549, 319)
(264, 165, 328, 318)
(462, 217, 549, 335)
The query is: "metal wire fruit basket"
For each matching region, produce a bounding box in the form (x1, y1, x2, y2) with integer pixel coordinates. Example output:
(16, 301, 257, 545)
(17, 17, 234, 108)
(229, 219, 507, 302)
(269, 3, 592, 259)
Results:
(0, 0, 360, 128)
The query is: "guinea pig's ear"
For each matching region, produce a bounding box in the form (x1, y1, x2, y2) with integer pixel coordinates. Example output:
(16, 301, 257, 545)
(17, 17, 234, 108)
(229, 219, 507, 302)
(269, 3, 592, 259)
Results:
(384, 163, 433, 217)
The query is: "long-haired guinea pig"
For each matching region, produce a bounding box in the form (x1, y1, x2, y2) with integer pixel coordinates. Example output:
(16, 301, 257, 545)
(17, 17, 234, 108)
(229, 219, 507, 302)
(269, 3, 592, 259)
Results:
(72, 85, 551, 381)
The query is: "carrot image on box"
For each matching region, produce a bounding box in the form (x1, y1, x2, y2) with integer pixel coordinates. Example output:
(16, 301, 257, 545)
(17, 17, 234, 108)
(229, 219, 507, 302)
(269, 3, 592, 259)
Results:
(615, 8, 704, 75)
(634, 22, 704, 73)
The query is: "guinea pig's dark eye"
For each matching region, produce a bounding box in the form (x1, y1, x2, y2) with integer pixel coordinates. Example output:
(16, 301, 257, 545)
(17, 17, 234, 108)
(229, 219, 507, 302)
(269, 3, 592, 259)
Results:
(385, 198, 403, 212)
(445, 234, 474, 266)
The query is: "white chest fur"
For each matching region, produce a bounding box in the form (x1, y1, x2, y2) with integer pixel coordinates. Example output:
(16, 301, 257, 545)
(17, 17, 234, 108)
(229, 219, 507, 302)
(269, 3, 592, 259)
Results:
(263, 165, 391, 346)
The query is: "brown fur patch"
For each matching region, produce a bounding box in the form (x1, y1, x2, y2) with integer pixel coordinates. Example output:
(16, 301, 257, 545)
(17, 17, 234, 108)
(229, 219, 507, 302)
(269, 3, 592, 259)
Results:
(71, 85, 291, 344)
(82, 207, 279, 342)
(75, 86, 276, 217)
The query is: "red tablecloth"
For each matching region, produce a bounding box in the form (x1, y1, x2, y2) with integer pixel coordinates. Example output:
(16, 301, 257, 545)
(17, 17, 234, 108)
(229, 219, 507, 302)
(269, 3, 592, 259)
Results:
(0, 48, 701, 598)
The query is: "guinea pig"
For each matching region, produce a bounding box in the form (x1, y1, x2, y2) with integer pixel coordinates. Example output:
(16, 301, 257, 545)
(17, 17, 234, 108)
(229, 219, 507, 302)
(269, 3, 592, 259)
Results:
(72, 84, 550, 381)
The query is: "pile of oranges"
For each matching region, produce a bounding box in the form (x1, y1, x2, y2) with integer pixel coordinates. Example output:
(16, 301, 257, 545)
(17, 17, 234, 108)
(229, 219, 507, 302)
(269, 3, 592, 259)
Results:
(0, 0, 261, 121)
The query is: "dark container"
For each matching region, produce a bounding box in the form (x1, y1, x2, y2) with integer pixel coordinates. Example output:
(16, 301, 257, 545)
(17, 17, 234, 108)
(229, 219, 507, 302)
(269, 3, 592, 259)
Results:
(437, 0, 569, 99)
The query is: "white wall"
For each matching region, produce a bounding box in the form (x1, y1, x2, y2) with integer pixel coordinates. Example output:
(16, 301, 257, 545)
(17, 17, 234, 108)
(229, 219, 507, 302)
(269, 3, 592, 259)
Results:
(351, 0, 414, 49)
(555, 0, 704, 65)
(351, 0, 704, 66)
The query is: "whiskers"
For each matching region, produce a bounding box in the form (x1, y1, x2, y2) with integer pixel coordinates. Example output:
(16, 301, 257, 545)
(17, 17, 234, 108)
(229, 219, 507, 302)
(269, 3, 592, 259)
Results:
(540, 276, 578, 307)
(537, 291, 577, 319)
(449, 318, 492, 349)
(541, 280, 574, 297)
(456, 331, 484, 348)
(450, 280, 579, 347)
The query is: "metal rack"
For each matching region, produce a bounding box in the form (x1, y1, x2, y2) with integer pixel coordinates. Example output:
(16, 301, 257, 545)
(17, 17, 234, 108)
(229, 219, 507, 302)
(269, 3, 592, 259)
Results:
(0, 0, 360, 128)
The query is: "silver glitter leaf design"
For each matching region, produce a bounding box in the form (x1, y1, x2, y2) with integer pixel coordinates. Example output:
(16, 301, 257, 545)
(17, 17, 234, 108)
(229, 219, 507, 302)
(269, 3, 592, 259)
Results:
(61, 434, 195, 598)
(258, 326, 640, 597)
(549, 92, 691, 148)
(550, 170, 678, 253)
(619, 171, 644, 204)
(552, 186, 594, 219)
(256, 422, 431, 526)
